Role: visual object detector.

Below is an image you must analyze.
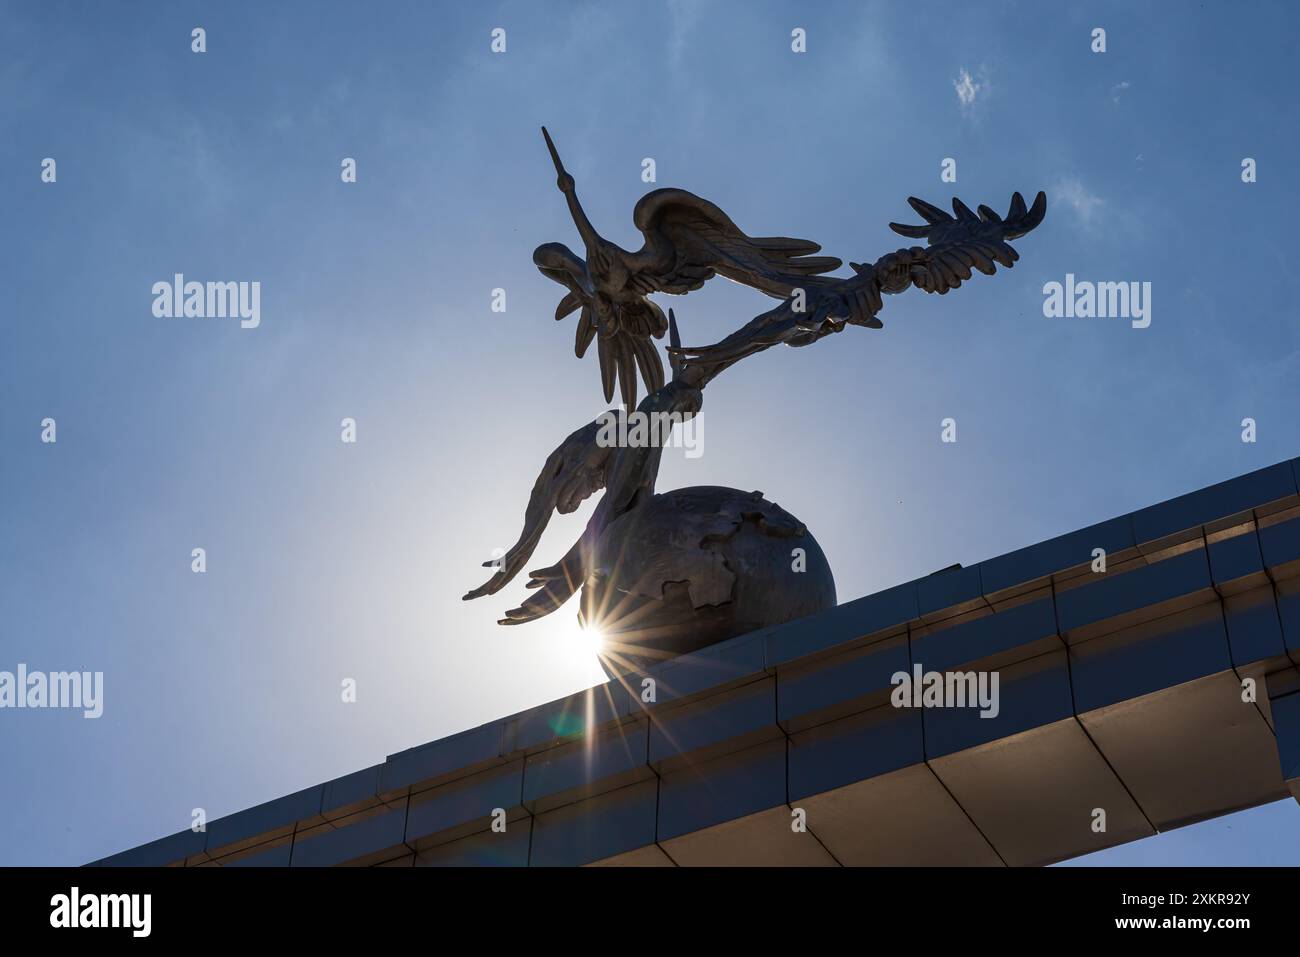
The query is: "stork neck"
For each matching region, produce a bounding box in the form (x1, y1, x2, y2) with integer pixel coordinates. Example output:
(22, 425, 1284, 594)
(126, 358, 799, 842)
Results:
(563, 187, 603, 259)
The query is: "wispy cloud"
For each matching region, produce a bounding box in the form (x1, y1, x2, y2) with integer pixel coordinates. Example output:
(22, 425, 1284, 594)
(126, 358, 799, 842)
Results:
(953, 68, 981, 109)
(953, 66, 992, 117)
(1054, 177, 1106, 229)
(1111, 80, 1130, 103)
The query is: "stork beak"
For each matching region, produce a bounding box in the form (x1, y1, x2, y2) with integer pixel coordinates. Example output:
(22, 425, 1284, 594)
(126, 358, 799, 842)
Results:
(541, 126, 567, 178)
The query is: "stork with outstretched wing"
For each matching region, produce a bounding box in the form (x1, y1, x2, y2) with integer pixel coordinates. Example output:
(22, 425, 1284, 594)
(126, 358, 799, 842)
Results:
(468, 156, 1047, 631)
(533, 127, 841, 409)
(670, 190, 1048, 365)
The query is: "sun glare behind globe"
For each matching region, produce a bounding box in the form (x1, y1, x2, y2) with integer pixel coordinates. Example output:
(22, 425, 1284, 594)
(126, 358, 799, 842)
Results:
(563, 622, 608, 684)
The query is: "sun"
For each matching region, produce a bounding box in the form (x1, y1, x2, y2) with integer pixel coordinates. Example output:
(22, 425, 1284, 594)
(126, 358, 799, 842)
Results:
(561, 622, 608, 684)
(577, 624, 605, 657)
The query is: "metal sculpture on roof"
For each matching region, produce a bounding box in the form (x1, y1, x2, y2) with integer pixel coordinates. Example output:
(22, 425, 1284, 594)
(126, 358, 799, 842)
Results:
(466, 128, 1047, 674)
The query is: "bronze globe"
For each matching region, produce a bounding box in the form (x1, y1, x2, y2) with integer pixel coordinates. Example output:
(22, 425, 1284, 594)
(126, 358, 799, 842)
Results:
(578, 486, 836, 675)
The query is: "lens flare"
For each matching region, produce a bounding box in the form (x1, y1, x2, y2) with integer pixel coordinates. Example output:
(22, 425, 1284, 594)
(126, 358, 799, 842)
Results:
(561, 622, 608, 685)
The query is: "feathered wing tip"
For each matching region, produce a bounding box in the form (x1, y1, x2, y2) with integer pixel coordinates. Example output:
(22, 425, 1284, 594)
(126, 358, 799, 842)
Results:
(632, 336, 665, 394)
(574, 306, 595, 357)
(886, 190, 1048, 295)
(747, 236, 843, 275)
(593, 333, 664, 409)
(889, 190, 1047, 240)
(596, 334, 617, 403)
(555, 292, 582, 321)
(1003, 190, 1047, 239)
(615, 340, 636, 409)
(641, 297, 670, 339)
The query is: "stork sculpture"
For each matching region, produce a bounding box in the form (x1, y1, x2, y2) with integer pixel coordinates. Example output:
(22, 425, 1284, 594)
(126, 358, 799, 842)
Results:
(467, 128, 1047, 674)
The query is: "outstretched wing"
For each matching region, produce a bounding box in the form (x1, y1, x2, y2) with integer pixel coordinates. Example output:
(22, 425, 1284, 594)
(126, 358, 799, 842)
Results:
(670, 191, 1048, 366)
(462, 419, 610, 603)
(627, 189, 842, 298)
(888, 191, 1047, 294)
(534, 242, 600, 359)
(495, 537, 587, 626)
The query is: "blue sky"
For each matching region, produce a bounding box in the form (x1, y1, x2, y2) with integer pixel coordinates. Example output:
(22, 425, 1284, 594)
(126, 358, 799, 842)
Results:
(2, 0, 1298, 866)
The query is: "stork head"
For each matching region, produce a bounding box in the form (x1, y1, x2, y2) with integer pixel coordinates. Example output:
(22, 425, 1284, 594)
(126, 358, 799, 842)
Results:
(540, 127, 607, 266)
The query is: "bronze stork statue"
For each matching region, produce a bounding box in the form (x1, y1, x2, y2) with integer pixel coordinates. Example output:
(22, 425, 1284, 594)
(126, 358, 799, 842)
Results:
(467, 128, 1047, 674)
(532, 127, 841, 409)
